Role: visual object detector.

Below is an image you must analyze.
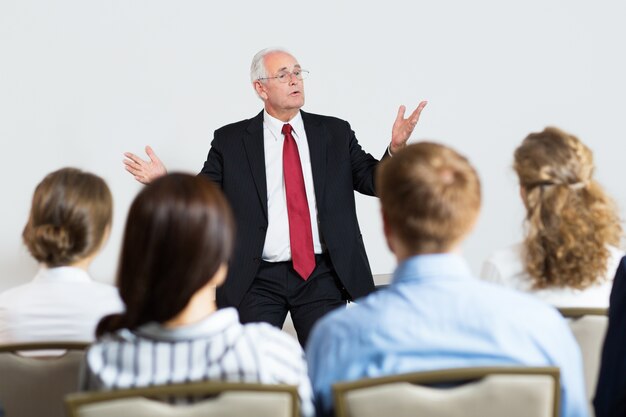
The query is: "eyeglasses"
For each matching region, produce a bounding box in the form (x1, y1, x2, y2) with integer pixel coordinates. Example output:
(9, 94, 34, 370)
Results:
(258, 69, 309, 83)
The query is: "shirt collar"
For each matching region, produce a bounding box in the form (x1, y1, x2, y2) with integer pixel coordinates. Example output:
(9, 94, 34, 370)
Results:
(33, 266, 93, 283)
(135, 307, 241, 340)
(392, 253, 474, 285)
(263, 110, 305, 141)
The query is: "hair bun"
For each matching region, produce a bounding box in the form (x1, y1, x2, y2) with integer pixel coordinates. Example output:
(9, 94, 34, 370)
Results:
(22, 167, 113, 267)
(27, 224, 75, 265)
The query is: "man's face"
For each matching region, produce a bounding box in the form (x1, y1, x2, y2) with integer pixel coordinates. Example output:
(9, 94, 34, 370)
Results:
(254, 51, 305, 120)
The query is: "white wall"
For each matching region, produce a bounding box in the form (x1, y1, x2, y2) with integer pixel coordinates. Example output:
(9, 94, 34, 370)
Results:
(1, 0, 625, 291)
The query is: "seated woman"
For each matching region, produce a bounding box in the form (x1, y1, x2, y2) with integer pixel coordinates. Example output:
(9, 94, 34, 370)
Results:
(82, 173, 313, 417)
(481, 127, 623, 307)
(0, 168, 123, 343)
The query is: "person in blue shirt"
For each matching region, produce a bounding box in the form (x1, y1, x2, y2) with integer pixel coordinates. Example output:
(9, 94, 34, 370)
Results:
(306, 142, 588, 417)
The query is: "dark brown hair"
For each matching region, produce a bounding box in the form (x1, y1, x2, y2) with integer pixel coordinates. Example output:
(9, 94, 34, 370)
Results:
(96, 173, 234, 336)
(22, 168, 112, 267)
(377, 142, 481, 254)
(515, 127, 622, 289)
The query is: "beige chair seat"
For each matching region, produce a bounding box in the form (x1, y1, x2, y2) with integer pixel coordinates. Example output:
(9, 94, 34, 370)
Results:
(333, 367, 560, 417)
(558, 307, 609, 416)
(0, 342, 89, 417)
(65, 381, 300, 417)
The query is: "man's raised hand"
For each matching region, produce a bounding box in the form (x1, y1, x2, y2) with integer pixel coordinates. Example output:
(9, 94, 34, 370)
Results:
(123, 146, 167, 184)
(390, 101, 428, 154)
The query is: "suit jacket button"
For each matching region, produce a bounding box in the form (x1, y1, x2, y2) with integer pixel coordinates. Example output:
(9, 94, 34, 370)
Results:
(253, 257, 261, 264)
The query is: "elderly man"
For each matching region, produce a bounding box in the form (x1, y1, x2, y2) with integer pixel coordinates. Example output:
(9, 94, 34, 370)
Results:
(124, 47, 427, 346)
(306, 142, 588, 417)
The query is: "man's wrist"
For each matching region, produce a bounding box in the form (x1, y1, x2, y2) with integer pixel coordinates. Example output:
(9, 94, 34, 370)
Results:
(387, 143, 394, 157)
(389, 141, 405, 156)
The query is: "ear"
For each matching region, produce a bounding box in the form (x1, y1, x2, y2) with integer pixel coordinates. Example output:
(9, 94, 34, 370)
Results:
(253, 80, 268, 100)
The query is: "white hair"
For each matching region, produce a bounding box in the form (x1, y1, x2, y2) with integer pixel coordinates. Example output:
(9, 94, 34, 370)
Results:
(250, 47, 293, 83)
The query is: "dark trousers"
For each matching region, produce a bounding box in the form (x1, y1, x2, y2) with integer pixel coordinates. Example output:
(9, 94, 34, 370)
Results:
(238, 253, 347, 347)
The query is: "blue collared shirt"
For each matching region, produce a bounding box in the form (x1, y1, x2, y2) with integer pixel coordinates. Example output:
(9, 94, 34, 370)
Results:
(306, 253, 588, 417)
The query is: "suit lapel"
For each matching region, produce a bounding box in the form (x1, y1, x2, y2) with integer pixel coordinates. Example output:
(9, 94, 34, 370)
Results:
(301, 111, 327, 209)
(243, 111, 268, 220)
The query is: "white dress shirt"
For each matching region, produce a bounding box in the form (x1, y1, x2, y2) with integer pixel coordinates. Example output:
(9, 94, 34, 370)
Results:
(0, 266, 124, 343)
(480, 243, 624, 308)
(262, 110, 323, 261)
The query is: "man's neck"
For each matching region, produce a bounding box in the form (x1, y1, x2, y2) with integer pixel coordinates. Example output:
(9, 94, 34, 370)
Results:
(265, 107, 300, 123)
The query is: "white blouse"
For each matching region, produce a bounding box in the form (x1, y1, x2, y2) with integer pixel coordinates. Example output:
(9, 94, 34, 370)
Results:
(0, 266, 123, 344)
(481, 243, 624, 308)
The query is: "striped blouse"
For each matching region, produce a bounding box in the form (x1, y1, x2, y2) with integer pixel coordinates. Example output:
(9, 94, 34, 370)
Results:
(82, 307, 313, 417)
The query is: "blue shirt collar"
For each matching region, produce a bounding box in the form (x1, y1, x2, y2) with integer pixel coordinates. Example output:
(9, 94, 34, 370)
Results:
(392, 253, 474, 285)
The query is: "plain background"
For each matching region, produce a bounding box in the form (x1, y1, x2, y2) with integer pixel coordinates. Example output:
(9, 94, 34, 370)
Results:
(1, 0, 625, 291)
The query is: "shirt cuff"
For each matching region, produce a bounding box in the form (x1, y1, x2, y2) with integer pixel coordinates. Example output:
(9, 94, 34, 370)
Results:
(387, 143, 394, 157)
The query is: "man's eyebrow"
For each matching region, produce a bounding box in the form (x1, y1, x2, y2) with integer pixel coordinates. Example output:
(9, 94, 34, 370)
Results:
(276, 64, 302, 72)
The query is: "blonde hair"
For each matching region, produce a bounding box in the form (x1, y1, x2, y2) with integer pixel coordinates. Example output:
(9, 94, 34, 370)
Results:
(377, 142, 481, 254)
(515, 127, 621, 289)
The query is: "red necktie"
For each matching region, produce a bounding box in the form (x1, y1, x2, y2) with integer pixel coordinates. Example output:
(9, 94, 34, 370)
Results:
(282, 123, 315, 280)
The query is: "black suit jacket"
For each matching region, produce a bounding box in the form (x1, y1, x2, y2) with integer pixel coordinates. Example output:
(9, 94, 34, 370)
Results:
(200, 110, 380, 307)
(594, 256, 626, 417)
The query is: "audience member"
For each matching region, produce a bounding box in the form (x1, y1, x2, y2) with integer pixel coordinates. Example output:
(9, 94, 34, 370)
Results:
(0, 168, 122, 343)
(306, 142, 588, 417)
(481, 127, 623, 307)
(594, 256, 626, 417)
(82, 173, 313, 417)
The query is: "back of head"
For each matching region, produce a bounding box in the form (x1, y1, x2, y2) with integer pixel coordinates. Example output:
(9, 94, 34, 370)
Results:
(514, 127, 621, 289)
(377, 142, 481, 254)
(96, 173, 234, 336)
(22, 168, 112, 267)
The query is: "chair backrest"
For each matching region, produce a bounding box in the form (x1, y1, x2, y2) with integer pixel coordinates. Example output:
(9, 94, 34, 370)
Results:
(0, 342, 89, 417)
(333, 367, 560, 417)
(558, 307, 608, 413)
(282, 311, 298, 339)
(65, 381, 300, 417)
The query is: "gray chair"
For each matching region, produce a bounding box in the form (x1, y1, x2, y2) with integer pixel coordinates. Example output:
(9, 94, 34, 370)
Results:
(333, 366, 560, 417)
(65, 381, 300, 417)
(558, 307, 608, 416)
(0, 342, 89, 417)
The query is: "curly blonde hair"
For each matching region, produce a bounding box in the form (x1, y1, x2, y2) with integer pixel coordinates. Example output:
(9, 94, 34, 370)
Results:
(514, 127, 621, 290)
